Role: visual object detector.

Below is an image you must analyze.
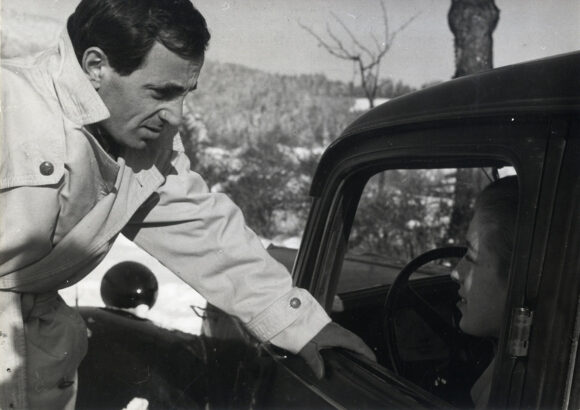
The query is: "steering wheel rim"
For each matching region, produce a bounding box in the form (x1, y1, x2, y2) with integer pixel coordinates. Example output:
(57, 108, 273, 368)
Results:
(383, 246, 467, 375)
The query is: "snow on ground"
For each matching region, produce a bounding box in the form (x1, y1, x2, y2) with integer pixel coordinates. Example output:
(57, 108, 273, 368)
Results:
(59, 235, 207, 335)
(349, 98, 390, 112)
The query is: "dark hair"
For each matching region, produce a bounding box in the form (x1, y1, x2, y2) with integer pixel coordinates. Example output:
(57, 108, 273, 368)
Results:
(67, 0, 211, 75)
(474, 175, 519, 277)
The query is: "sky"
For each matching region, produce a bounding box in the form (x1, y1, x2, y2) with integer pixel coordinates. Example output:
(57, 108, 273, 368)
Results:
(2, 0, 579, 88)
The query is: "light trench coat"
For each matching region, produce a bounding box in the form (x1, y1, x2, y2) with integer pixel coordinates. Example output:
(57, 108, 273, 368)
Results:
(0, 30, 330, 409)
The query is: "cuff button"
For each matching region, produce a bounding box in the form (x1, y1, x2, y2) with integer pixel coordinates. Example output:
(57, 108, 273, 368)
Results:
(289, 297, 301, 309)
(39, 161, 54, 176)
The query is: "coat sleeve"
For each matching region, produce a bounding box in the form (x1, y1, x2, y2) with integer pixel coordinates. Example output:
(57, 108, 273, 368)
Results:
(124, 151, 330, 353)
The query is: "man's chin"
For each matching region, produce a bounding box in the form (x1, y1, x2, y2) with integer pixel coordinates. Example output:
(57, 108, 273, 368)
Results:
(130, 139, 149, 150)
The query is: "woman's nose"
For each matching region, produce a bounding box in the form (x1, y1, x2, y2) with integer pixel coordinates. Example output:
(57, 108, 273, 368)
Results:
(450, 268, 460, 283)
(450, 258, 465, 283)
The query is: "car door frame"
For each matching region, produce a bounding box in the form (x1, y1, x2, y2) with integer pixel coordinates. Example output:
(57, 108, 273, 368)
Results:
(291, 114, 560, 408)
(509, 118, 580, 409)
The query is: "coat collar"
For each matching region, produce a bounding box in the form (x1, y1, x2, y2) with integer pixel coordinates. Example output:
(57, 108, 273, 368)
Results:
(52, 28, 110, 126)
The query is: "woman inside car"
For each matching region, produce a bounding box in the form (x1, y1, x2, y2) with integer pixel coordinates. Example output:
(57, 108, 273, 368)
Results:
(450, 175, 518, 408)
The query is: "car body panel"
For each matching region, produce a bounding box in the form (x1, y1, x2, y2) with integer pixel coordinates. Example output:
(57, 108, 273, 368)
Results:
(77, 307, 208, 409)
(339, 52, 580, 141)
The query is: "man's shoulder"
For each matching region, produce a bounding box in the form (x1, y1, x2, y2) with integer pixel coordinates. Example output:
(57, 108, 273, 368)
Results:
(2, 47, 58, 93)
(1, 49, 64, 132)
(1, 53, 66, 190)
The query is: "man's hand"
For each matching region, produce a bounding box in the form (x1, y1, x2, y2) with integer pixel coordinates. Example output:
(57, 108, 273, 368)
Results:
(298, 322, 377, 379)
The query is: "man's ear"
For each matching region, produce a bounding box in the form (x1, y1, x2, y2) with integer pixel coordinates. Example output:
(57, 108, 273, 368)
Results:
(81, 47, 110, 90)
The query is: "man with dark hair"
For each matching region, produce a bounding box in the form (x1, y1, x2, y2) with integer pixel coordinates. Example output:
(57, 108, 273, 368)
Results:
(0, 1, 374, 408)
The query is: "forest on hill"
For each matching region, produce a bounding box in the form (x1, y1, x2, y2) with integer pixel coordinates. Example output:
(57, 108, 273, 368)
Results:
(184, 60, 416, 148)
(178, 60, 419, 241)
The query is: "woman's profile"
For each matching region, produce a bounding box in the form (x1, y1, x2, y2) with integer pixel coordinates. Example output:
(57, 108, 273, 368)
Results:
(451, 175, 518, 408)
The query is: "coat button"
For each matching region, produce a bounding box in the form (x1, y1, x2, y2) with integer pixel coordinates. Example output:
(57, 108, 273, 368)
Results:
(39, 161, 54, 176)
(289, 297, 301, 309)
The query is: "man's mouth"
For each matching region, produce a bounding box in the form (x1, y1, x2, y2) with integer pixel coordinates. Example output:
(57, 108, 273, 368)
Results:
(142, 125, 162, 134)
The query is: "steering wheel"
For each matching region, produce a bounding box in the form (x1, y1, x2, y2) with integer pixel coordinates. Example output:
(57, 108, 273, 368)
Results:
(383, 246, 467, 375)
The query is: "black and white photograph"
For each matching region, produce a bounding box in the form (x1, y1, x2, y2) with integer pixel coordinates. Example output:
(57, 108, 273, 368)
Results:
(1, 0, 580, 409)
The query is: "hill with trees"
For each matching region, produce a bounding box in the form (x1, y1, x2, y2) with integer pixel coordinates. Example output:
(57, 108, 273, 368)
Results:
(179, 61, 420, 240)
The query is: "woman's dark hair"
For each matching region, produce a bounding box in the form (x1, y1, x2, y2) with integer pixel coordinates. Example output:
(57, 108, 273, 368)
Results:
(67, 0, 211, 75)
(474, 175, 519, 277)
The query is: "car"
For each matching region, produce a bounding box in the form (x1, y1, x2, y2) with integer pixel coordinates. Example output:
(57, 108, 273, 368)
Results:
(77, 51, 580, 409)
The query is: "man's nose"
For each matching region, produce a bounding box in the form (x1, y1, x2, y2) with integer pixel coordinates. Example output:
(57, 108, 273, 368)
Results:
(160, 100, 184, 127)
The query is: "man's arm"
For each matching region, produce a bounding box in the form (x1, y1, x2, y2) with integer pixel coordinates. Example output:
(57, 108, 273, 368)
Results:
(124, 150, 329, 353)
(124, 150, 376, 370)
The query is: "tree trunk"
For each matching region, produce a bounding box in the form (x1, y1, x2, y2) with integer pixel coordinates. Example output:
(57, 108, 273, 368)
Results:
(447, 0, 500, 241)
(448, 0, 500, 78)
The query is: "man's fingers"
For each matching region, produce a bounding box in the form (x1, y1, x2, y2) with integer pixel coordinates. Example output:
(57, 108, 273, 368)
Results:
(298, 322, 377, 380)
(298, 341, 325, 379)
(342, 334, 377, 362)
(318, 323, 377, 362)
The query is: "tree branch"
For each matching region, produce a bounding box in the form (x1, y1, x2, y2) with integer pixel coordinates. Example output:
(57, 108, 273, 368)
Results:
(330, 11, 375, 60)
(299, 0, 419, 111)
(389, 11, 421, 45)
(298, 21, 354, 61)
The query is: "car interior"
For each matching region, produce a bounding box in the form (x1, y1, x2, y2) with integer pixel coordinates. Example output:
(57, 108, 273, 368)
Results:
(329, 167, 516, 407)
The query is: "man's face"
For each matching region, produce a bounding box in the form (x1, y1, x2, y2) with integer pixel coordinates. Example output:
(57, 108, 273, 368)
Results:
(96, 42, 203, 149)
(451, 212, 508, 338)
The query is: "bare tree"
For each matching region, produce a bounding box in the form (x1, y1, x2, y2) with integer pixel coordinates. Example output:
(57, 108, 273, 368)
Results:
(299, 1, 418, 109)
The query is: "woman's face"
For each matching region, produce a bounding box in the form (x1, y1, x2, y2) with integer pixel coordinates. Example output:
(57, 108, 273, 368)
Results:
(451, 211, 508, 338)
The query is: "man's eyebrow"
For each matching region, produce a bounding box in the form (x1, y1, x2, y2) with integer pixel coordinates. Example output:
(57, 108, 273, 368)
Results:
(145, 81, 198, 93)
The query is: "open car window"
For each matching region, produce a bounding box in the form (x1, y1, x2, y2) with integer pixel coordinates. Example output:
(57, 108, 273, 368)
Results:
(338, 168, 497, 293)
(331, 166, 518, 407)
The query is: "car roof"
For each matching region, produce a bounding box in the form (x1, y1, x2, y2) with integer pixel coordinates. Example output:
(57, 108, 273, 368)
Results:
(342, 51, 580, 138)
(310, 52, 580, 195)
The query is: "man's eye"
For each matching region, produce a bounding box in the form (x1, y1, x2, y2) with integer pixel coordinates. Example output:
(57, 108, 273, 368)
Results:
(152, 91, 167, 100)
(152, 91, 185, 101)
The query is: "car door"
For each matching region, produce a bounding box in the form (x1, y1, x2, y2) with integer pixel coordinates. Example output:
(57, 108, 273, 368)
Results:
(203, 116, 553, 408)
(291, 117, 552, 408)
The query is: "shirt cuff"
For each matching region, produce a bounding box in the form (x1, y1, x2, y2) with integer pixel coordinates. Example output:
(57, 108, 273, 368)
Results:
(246, 287, 331, 354)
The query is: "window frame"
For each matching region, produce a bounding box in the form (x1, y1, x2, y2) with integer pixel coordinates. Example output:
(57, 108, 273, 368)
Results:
(292, 115, 555, 407)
